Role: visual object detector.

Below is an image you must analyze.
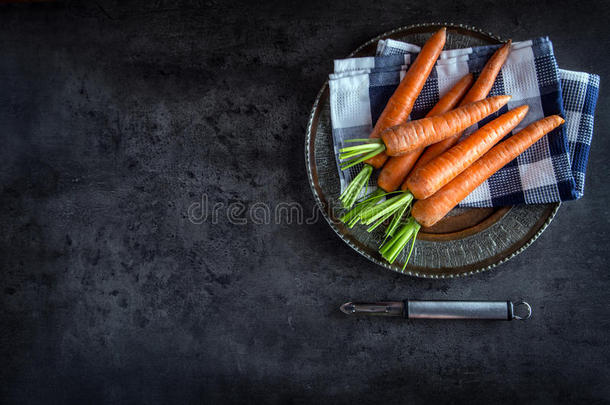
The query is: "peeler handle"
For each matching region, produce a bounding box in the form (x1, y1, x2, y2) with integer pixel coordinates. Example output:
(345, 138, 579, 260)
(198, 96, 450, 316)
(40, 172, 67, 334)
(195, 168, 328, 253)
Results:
(405, 300, 531, 320)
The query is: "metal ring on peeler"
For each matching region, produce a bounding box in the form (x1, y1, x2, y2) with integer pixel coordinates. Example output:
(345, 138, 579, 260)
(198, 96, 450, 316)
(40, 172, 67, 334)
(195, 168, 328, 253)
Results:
(512, 301, 532, 320)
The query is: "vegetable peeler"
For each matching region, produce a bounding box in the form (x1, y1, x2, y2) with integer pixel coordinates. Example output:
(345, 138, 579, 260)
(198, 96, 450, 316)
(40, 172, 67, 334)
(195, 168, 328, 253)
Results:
(340, 300, 532, 320)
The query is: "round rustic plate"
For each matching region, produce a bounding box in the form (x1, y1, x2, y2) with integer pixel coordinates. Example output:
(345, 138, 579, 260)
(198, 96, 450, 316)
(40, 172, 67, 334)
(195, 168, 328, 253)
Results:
(305, 23, 559, 278)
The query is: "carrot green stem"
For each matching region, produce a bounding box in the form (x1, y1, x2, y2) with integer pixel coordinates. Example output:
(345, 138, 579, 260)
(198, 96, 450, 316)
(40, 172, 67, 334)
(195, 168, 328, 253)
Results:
(339, 140, 386, 170)
(339, 143, 382, 157)
(379, 219, 413, 258)
(403, 227, 419, 270)
(379, 217, 421, 270)
(381, 227, 412, 262)
(339, 147, 385, 169)
(367, 214, 389, 233)
(339, 146, 378, 156)
(359, 192, 414, 226)
(339, 164, 372, 209)
(355, 190, 402, 205)
(344, 138, 382, 144)
(384, 200, 411, 240)
(340, 189, 385, 228)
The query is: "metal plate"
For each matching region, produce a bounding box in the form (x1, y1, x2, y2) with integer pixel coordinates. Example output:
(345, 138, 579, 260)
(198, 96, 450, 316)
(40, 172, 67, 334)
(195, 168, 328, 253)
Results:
(305, 23, 559, 278)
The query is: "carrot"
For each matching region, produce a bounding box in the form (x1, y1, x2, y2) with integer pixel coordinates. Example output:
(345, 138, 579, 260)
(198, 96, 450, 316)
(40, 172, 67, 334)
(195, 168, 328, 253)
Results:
(408, 40, 512, 174)
(380, 95, 511, 156)
(380, 114, 565, 270)
(340, 95, 511, 168)
(412, 115, 565, 227)
(406, 104, 529, 199)
(363, 27, 447, 169)
(377, 73, 474, 192)
(427, 73, 475, 116)
(377, 150, 423, 193)
(342, 74, 474, 229)
(347, 95, 510, 233)
(461, 40, 512, 105)
(337, 27, 447, 209)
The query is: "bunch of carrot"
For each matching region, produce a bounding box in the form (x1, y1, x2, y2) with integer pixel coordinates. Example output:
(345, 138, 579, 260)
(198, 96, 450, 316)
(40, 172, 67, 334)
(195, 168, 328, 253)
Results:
(338, 27, 448, 209)
(341, 29, 513, 232)
(341, 73, 474, 230)
(337, 28, 566, 270)
(380, 114, 564, 268)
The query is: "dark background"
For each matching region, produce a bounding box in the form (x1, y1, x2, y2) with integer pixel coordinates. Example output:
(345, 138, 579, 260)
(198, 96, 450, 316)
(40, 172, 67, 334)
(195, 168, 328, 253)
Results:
(1, 1, 609, 404)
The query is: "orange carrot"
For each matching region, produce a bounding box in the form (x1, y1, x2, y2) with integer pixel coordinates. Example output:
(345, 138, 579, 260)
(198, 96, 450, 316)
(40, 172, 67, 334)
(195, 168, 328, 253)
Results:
(376, 149, 422, 193)
(409, 40, 512, 174)
(377, 73, 474, 192)
(380, 95, 511, 156)
(349, 74, 475, 231)
(406, 105, 529, 199)
(412, 115, 565, 227)
(359, 98, 516, 234)
(460, 40, 512, 105)
(364, 27, 447, 169)
(426, 73, 475, 117)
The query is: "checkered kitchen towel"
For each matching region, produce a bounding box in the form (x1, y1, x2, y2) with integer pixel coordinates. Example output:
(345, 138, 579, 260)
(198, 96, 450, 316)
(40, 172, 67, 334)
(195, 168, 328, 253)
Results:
(329, 37, 599, 206)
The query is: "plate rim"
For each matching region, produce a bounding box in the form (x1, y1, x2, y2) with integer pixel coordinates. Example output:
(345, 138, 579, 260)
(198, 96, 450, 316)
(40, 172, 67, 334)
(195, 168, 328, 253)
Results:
(304, 22, 560, 278)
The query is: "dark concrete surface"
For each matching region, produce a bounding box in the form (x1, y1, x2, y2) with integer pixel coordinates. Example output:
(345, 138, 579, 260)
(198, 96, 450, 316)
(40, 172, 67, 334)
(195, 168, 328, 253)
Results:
(1, 1, 609, 404)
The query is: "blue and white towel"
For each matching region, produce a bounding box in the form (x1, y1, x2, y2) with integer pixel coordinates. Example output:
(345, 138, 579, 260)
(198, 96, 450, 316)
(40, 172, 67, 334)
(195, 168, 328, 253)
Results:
(329, 37, 599, 207)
